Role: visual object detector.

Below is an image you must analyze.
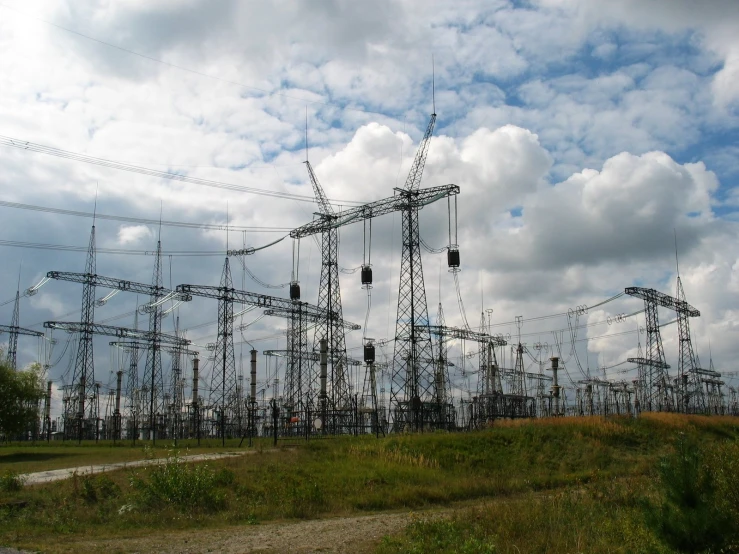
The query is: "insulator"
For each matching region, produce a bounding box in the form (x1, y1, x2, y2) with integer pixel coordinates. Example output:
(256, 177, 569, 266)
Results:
(447, 248, 460, 269)
(361, 265, 373, 287)
(290, 281, 300, 300)
(364, 344, 376, 364)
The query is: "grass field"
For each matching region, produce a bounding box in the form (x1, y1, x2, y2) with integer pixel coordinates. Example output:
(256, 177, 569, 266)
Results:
(1, 413, 738, 553)
(0, 438, 258, 474)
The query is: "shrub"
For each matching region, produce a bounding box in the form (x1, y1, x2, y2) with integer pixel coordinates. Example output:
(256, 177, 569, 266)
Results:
(0, 470, 25, 492)
(129, 451, 227, 513)
(645, 434, 734, 553)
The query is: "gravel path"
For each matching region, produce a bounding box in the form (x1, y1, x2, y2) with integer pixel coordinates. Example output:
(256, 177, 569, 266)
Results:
(20, 451, 250, 485)
(60, 512, 415, 553)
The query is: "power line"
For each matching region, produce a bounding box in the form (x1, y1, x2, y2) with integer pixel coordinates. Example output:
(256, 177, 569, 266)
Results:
(0, 2, 392, 117)
(0, 135, 365, 205)
(0, 238, 239, 256)
(0, 200, 292, 232)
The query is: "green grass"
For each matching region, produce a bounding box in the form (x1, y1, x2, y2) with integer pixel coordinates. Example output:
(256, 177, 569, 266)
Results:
(0, 414, 738, 553)
(0, 438, 271, 474)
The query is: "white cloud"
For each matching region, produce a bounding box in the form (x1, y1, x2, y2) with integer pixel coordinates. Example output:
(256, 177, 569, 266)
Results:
(117, 224, 153, 244)
(0, 0, 738, 413)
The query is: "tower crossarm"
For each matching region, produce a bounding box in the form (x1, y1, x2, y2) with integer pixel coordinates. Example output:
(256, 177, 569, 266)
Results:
(290, 184, 459, 239)
(428, 325, 507, 346)
(47, 271, 192, 301)
(263, 307, 360, 330)
(0, 324, 44, 338)
(627, 356, 671, 370)
(176, 284, 334, 321)
(109, 340, 198, 357)
(500, 368, 552, 381)
(44, 321, 189, 346)
(263, 349, 362, 366)
(625, 287, 699, 317)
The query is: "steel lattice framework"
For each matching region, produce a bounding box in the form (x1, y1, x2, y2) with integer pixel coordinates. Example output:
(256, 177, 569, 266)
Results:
(625, 287, 687, 411)
(211, 258, 239, 442)
(674, 277, 708, 413)
(142, 238, 165, 439)
(2, 288, 44, 370)
(111, 340, 198, 440)
(60, 224, 96, 440)
(177, 265, 359, 438)
(46, 232, 190, 440)
(305, 161, 352, 427)
(391, 114, 447, 432)
(290, 116, 458, 433)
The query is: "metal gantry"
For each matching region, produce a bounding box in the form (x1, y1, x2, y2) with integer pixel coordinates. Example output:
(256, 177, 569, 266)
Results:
(176, 260, 360, 440)
(291, 145, 459, 433)
(625, 287, 678, 412)
(45, 226, 191, 441)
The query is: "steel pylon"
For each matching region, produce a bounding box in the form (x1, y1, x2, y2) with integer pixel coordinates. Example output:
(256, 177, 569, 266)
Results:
(142, 238, 165, 440)
(65, 224, 97, 440)
(210, 257, 239, 441)
(390, 193, 436, 431)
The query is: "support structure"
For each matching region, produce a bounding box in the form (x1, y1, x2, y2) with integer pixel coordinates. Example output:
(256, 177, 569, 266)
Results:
(1, 287, 45, 370)
(305, 161, 351, 432)
(46, 228, 190, 440)
(176, 262, 359, 440)
(625, 287, 698, 412)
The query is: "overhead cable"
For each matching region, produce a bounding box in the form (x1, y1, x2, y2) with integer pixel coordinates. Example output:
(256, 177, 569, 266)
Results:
(0, 135, 365, 206)
(0, 200, 291, 232)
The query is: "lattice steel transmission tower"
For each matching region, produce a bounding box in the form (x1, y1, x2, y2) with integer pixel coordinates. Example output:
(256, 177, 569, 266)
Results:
(210, 257, 239, 443)
(2, 275, 44, 370)
(122, 340, 142, 439)
(391, 113, 439, 432)
(142, 235, 165, 439)
(625, 287, 691, 411)
(675, 275, 704, 413)
(67, 223, 97, 440)
(290, 141, 458, 434)
(511, 317, 526, 397)
(306, 161, 351, 425)
(177, 263, 358, 440)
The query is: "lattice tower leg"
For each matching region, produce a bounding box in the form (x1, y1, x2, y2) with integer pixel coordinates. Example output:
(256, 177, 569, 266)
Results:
(390, 206, 436, 432)
(6, 290, 20, 370)
(67, 225, 97, 440)
(143, 240, 164, 441)
(210, 258, 237, 443)
(313, 227, 350, 433)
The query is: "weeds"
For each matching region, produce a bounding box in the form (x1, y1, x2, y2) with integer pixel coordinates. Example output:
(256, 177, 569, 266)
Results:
(1, 414, 739, 552)
(0, 470, 24, 492)
(645, 434, 739, 553)
(128, 450, 231, 513)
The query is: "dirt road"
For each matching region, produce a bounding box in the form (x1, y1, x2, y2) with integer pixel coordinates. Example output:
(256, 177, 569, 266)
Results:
(21, 451, 250, 485)
(53, 511, 417, 553)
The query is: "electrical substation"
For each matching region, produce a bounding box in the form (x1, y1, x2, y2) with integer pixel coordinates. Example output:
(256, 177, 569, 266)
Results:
(2, 110, 735, 444)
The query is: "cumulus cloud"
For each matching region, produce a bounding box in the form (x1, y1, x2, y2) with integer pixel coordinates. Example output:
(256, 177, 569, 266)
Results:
(117, 224, 153, 244)
(1, 0, 738, 412)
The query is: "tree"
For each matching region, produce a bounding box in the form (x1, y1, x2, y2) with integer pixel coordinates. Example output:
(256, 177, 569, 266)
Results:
(0, 358, 45, 439)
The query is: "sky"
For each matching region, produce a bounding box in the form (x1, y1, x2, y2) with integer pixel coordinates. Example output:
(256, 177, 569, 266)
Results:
(0, 0, 737, 417)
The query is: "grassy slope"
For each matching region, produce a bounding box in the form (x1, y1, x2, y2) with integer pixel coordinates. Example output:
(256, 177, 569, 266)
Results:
(0, 413, 737, 553)
(0, 438, 267, 474)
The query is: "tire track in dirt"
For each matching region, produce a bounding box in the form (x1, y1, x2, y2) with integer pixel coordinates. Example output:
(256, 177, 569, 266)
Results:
(59, 511, 416, 553)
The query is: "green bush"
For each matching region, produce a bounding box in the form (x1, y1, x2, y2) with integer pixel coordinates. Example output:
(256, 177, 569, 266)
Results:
(71, 473, 120, 504)
(128, 451, 227, 513)
(646, 434, 735, 553)
(0, 470, 24, 492)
